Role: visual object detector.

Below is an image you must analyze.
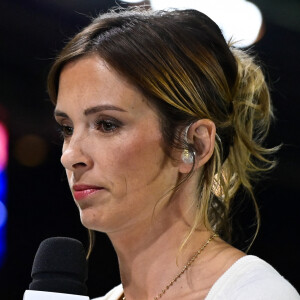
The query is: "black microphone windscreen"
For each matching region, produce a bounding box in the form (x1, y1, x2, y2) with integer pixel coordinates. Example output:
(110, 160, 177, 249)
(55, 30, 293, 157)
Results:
(29, 237, 88, 295)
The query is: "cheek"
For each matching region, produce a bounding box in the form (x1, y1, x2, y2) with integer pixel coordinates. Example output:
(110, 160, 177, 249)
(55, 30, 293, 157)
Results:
(108, 132, 169, 192)
(65, 169, 73, 186)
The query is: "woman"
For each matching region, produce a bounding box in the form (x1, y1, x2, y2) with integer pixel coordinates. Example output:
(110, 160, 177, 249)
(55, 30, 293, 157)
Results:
(48, 8, 299, 300)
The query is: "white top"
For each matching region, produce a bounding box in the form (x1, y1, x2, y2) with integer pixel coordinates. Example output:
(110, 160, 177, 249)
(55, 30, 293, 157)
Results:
(23, 290, 90, 300)
(93, 255, 300, 300)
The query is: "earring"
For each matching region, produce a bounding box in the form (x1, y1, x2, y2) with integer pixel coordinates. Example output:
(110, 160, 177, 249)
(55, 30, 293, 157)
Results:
(181, 148, 194, 164)
(181, 123, 194, 164)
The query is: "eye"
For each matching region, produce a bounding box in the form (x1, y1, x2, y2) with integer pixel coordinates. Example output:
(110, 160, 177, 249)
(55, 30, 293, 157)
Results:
(95, 118, 122, 133)
(58, 124, 73, 139)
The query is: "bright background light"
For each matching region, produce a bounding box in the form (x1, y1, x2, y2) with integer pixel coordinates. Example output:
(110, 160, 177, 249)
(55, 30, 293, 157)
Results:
(121, 0, 263, 48)
(121, 0, 145, 3)
(0, 123, 8, 171)
(150, 0, 262, 47)
(0, 201, 7, 229)
(0, 122, 8, 266)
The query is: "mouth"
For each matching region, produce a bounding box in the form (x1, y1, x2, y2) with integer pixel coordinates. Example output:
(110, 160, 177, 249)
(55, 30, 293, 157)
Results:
(72, 184, 104, 201)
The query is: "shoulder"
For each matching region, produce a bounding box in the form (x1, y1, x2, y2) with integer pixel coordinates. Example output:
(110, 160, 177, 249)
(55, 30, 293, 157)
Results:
(206, 255, 300, 300)
(92, 284, 123, 300)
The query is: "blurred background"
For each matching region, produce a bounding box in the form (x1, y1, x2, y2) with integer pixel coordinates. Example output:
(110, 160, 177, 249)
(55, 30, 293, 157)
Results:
(0, 0, 299, 298)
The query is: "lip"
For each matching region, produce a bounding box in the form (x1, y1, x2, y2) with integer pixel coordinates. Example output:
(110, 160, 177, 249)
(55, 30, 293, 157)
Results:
(72, 184, 104, 201)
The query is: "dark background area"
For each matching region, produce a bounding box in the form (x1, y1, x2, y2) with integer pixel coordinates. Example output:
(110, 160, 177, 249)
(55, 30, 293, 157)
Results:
(0, 0, 299, 299)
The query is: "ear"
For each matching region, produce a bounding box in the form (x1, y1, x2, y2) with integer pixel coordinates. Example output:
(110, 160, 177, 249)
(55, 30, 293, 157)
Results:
(178, 119, 216, 174)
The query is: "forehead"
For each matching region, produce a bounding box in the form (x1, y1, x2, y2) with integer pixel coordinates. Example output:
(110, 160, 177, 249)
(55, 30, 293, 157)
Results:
(56, 55, 133, 108)
(55, 55, 160, 122)
(57, 55, 136, 102)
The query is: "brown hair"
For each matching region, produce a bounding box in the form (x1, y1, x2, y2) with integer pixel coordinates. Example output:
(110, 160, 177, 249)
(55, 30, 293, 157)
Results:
(48, 8, 278, 254)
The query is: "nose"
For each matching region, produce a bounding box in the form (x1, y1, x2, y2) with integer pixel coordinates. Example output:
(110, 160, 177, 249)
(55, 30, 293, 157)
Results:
(60, 135, 93, 173)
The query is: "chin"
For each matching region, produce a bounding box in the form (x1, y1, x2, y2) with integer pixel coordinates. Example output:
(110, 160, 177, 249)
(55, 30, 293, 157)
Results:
(79, 208, 100, 230)
(79, 208, 116, 233)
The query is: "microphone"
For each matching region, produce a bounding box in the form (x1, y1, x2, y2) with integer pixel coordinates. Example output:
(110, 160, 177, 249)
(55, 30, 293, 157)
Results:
(23, 237, 90, 300)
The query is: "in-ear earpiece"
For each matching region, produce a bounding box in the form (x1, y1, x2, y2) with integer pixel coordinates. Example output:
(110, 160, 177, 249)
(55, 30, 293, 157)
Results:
(181, 149, 194, 164)
(181, 123, 195, 164)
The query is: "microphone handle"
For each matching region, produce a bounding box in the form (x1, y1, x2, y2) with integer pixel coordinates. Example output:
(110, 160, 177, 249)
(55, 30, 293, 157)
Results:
(23, 290, 90, 300)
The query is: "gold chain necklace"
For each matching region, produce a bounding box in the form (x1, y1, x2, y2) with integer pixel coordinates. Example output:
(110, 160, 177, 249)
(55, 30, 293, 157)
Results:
(122, 233, 218, 300)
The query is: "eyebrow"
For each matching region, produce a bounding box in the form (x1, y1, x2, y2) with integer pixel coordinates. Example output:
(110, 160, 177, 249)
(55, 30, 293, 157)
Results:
(54, 105, 127, 118)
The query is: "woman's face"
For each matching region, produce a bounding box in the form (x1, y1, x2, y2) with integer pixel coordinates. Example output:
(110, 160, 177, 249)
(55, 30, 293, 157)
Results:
(54, 55, 180, 234)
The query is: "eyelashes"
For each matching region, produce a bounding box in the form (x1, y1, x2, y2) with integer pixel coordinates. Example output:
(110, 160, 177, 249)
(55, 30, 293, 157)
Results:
(95, 118, 122, 133)
(57, 117, 123, 140)
(57, 124, 73, 140)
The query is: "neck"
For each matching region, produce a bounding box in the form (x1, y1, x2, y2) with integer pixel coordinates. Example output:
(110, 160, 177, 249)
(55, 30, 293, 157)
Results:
(107, 192, 213, 300)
